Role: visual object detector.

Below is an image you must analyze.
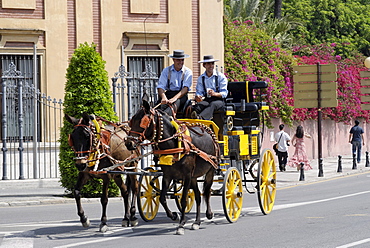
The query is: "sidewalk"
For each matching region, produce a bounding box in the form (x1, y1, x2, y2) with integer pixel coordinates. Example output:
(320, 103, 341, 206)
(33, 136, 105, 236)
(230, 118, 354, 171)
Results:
(277, 155, 370, 188)
(1, 155, 369, 207)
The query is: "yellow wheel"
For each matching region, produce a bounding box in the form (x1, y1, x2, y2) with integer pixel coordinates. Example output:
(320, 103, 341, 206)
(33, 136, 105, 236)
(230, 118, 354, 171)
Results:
(137, 168, 160, 222)
(257, 148, 277, 215)
(175, 187, 195, 214)
(222, 167, 243, 223)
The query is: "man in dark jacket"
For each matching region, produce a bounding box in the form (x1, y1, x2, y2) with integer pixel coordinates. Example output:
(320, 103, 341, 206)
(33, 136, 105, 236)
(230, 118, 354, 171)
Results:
(349, 120, 365, 163)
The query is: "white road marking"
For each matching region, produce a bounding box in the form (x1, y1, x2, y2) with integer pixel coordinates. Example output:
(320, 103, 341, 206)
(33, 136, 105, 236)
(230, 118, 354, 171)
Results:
(0, 231, 34, 248)
(270, 190, 370, 211)
(336, 238, 370, 248)
(3, 191, 370, 247)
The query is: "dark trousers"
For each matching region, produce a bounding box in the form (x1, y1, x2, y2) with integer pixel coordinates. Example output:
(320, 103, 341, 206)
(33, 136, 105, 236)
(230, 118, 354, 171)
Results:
(352, 140, 362, 163)
(277, 151, 288, 167)
(193, 98, 224, 120)
(157, 91, 188, 115)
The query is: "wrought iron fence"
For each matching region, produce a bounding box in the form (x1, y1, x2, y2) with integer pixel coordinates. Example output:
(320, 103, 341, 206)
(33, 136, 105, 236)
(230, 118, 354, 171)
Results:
(1, 62, 159, 180)
(112, 63, 159, 121)
(111, 63, 159, 168)
(1, 62, 63, 180)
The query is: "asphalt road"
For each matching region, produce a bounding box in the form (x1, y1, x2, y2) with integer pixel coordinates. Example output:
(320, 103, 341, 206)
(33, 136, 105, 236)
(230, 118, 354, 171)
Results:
(1, 171, 370, 248)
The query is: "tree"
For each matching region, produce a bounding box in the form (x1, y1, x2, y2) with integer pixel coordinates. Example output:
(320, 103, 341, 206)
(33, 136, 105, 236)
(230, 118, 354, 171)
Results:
(224, 20, 296, 126)
(274, 0, 282, 19)
(283, 0, 370, 57)
(224, 0, 299, 48)
(59, 42, 119, 197)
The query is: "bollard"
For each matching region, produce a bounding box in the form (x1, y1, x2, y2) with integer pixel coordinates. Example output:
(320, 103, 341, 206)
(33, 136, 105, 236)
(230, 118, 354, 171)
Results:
(366, 151, 369, 167)
(299, 162, 305, 181)
(318, 158, 324, 177)
(352, 153, 357, 170)
(337, 155, 342, 172)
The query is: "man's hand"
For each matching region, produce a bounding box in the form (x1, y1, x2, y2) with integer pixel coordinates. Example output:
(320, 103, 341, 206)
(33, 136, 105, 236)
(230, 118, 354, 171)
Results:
(195, 95, 203, 103)
(168, 96, 177, 104)
(161, 96, 168, 105)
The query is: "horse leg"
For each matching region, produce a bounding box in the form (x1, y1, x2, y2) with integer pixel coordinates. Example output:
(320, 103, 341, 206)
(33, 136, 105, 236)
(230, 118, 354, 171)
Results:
(203, 169, 215, 220)
(99, 176, 110, 233)
(159, 177, 178, 221)
(190, 178, 202, 231)
(113, 175, 130, 227)
(176, 177, 191, 235)
(74, 172, 90, 228)
(128, 174, 139, 226)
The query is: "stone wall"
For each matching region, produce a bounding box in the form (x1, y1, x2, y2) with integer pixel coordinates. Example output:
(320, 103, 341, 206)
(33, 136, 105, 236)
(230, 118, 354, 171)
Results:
(261, 118, 368, 160)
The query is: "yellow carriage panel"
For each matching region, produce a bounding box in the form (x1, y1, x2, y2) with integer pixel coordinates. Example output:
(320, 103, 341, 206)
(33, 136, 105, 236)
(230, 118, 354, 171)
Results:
(239, 134, 249, 156)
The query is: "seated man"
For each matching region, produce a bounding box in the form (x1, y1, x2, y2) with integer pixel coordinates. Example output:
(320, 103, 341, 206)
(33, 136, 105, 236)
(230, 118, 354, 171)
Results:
(191, 55, 228, 120)
(157, 50, 193, 115)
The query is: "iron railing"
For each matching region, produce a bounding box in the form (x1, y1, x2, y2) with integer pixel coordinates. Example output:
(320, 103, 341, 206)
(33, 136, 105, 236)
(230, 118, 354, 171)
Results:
(1, 62, 63, 180)
(1, 62, 160, 180)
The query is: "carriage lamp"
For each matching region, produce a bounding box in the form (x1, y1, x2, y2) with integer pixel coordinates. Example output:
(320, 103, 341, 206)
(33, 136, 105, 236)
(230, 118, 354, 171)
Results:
(364, 57, 370, 69)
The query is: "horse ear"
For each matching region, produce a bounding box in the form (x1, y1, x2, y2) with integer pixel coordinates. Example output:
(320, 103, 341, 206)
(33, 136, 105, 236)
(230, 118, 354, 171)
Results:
(82, 113, 90, 125)
(143, 99, 150, 112)
(142, 92, 149, 103)
(65, 114, 79, 125)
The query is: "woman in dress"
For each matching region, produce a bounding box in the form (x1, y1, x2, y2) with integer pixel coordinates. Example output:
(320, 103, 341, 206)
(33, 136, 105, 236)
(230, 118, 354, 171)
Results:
(287, 125, 312, 170)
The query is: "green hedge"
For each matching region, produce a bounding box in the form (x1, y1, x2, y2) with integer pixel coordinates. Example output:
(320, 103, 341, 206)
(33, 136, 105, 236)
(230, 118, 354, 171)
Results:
(59, 43, 119, 197)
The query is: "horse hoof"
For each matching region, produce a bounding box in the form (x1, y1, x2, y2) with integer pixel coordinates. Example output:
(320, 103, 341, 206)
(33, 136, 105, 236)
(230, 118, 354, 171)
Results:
(206, 212, 214, 220)
(171, 212, 179, 221)
(130, 219, 139, 227)
(191, 223, 200, 230)
(99, 224, 108, 233)
(122, 219, 129, 227)
(82, 219, 90, 228)
(175, 227, 185, 235)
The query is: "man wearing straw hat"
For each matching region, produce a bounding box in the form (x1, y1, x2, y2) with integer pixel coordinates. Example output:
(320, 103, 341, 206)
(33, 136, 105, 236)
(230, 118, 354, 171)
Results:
(157, 49, 193, 115)
(191, 55, 228, 120)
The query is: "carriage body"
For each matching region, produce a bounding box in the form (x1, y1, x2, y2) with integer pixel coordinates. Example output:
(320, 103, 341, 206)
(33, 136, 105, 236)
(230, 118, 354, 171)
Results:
(173, 81, 277, 222)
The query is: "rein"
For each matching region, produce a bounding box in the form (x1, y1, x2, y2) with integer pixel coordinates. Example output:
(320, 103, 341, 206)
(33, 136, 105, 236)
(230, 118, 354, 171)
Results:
(69, 116, 138, 170)
(128, 107, 219, 169)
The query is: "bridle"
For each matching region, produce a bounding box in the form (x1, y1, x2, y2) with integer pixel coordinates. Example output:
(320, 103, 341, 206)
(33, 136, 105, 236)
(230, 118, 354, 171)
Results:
(69, 120, 98, 160)
(127, 107, 159, 144)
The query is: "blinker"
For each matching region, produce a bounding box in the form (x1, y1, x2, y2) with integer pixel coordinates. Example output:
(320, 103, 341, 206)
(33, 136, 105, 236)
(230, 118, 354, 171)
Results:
(140, 115, 150, 129)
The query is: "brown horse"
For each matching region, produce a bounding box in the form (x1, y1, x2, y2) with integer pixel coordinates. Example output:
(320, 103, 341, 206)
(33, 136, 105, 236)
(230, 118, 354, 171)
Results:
(66, 113, 139, 232)
(125, 100, 219, 235)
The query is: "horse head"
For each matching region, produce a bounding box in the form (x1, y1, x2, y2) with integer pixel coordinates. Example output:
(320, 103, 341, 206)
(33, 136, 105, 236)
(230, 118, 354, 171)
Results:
(65, 113, 99, 171)
(125, 100, 157, 150)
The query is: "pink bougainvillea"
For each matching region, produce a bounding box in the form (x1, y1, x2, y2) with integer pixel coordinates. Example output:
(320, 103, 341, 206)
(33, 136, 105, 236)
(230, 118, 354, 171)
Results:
(292, 44, 370, 124)
(225, 20, 369, 125)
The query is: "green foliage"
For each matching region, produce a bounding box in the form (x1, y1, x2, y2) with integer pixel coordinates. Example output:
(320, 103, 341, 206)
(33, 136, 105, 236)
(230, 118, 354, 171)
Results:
(224, 0, 300, 48)
(224, 20, 296, 126)
(283, 0, 370, 57)
(59, 42, 119, 197)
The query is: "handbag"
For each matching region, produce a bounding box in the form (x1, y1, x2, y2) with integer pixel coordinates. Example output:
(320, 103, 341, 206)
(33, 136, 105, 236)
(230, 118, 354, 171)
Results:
(273, 133, 283, 154)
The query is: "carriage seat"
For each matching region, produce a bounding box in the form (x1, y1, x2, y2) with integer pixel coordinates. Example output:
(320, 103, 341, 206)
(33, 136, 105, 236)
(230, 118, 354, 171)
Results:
(229, 125, 256, 134)
(243, 125, 257, 134)
(225, 101, 259, 112)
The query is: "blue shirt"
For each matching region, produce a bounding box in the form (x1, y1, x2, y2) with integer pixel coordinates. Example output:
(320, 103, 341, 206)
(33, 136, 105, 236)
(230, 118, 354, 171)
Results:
(157, 65, 192, 91)
(195, 71, 228, 98)
(350, 125, 364, 142)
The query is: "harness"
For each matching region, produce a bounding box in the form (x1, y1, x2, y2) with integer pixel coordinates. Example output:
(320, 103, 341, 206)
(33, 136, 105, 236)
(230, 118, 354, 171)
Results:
(69, 116, 138, 171)
(128, 108, 219, 169)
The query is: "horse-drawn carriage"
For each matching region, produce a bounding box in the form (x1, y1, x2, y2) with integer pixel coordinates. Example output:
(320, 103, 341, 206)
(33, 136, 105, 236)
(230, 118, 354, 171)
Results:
(67, 80, 276, 234)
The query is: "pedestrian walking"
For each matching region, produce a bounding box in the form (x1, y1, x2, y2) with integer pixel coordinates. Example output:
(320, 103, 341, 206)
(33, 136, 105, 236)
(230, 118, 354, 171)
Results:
(349, 120, 365, 163)
(274, 124, 291, 172)
(287, 125, 312, 170)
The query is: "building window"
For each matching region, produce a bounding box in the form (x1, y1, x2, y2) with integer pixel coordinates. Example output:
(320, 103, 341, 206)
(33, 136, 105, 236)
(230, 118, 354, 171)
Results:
(0, 55, 40, 141)
(127, 56, 163, 78)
